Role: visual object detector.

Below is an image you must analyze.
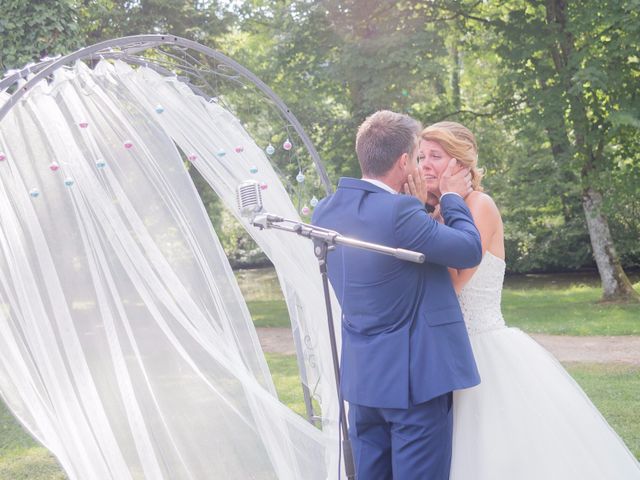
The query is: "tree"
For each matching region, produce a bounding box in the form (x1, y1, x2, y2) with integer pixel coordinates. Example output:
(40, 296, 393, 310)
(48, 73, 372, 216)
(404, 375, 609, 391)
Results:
(0, 0, 81, 71)
(78, 0, 233, 45)
(431, 0, 639, 300)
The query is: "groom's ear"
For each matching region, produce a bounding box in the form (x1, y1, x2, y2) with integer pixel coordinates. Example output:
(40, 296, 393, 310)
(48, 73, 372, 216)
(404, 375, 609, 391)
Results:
(398, 152, 409, 171)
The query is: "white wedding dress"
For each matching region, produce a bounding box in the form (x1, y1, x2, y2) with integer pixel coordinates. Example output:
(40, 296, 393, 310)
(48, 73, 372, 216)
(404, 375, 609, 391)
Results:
(450, 252, 640, 479)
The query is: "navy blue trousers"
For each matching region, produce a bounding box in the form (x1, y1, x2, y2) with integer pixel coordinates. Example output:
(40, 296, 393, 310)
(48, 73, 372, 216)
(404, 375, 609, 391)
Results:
(347, 392, 453, 479)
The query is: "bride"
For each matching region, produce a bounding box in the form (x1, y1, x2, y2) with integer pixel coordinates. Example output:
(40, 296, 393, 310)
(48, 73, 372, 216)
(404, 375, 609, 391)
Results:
(412, 121, 640, 479)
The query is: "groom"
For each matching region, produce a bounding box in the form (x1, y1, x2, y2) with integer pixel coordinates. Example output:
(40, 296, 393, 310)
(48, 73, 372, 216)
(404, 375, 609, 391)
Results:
(312, 110, 482, 479)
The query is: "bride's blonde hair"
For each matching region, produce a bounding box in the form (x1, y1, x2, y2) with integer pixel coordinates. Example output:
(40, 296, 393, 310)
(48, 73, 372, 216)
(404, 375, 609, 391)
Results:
(421, 121, 484, 191)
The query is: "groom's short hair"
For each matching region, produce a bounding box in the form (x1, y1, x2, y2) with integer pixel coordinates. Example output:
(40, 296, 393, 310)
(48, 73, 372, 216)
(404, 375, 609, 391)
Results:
(356, 110, 421, 178)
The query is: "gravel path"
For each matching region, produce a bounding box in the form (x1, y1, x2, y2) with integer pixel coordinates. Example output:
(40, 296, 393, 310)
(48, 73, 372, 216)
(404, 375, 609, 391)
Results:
(256, 328, 640, 365)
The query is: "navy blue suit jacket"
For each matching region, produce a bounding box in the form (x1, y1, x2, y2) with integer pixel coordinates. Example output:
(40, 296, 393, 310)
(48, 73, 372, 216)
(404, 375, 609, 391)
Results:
(312, 178, 482, 409)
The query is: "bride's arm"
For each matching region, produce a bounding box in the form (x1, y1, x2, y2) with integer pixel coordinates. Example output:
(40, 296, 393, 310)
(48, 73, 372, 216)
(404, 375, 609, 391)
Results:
(450, 192, 500, 293)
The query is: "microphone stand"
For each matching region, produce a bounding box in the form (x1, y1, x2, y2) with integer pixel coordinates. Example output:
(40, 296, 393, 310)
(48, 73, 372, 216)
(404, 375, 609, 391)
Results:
(251, 213, 424, 480)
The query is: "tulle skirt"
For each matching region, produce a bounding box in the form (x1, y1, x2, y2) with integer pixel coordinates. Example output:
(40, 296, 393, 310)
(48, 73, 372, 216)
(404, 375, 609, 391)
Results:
(451, 327, 640, 479)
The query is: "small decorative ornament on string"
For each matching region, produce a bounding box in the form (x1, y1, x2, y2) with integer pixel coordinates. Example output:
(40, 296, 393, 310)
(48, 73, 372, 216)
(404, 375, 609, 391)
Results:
(124, 140, 134, 149)
(265, 144, 275, 155)
(216, 149, 226, 157)
(49, 162, 60, 171)
(234, 146, 244, 153)
(188, 154, 197, 161)
(29, 188, 40, 198)
(0, 153, 6, 161)
(260, 182, 268, 190)
(79, 121, 89, 129)
(155, 105, 164, 114)
(301, 206, 310, 215)
(310, 196, 319, 207)
(249, 166, 258, 174)
(296, 171, 305, 183)
(96, 159, 107, 168)
(283, 139, 292, 151)
(64, 177, 75, 187)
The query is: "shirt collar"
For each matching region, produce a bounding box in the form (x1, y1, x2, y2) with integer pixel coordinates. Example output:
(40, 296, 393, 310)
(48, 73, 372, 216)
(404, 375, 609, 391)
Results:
(361, 178, 397, 194)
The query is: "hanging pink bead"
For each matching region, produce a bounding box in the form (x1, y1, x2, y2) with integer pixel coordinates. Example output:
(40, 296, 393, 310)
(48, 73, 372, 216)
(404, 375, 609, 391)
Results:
(0, 152, 6, 161)
(301, 206, 310, 215)
(283, 139, 293, 151)
(124, 140, 134, 149)
(235, 146, 244, 153)
(49, 162, 60, 171)
(188, 153, 197, 161)
(260, 182, 268, 190)
(79, 122, 89, 129)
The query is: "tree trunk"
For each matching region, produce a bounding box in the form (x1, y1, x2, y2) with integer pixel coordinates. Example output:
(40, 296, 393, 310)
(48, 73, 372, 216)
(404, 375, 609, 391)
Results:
(582, 187, 639, 302)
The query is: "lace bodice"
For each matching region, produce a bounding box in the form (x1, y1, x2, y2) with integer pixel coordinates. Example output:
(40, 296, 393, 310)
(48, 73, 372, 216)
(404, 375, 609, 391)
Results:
(457, 252, 507, 335)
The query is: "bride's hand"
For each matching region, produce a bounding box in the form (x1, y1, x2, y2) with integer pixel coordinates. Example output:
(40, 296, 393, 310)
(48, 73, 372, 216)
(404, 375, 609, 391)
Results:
(403, 167, 429, 205)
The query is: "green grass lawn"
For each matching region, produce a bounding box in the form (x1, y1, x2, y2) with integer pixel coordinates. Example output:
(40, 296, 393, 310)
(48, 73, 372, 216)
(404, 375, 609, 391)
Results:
(2, 357, 638, 479)
(0, 398, 66, 480)
(503, 284, 640, 335)
(266, 356, 640, 460)
(564, 363, 640, 459)
(240, 268, 640, 335)
(2, 270, 639, 478)
(246, 300, 290, 328)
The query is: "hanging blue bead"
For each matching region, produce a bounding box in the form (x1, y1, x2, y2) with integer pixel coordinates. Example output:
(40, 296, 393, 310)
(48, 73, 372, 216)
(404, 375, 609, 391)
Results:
(249, 166, 258, 174)
(296, 171, 305, 183)
(96, 159, 107, 168)
(64, 177, 75, 187)
(216, 149, 226, 157)
(265, 144, 275, 155)
(29, 188, 40, 197)
(155, 104, 165, 114)
(310, 196, 319, 207)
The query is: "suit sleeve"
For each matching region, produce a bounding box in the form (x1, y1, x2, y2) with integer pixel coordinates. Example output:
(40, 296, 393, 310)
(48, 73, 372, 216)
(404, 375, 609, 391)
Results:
(394, 194, 482, 269)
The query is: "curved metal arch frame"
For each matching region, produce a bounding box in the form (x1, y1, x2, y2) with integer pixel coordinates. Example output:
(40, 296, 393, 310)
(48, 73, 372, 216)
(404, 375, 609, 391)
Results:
(0, 34, 333, 194)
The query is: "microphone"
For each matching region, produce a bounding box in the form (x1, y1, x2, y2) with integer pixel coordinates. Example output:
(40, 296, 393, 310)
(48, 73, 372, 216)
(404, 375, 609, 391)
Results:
(236, 180, 284, 227)
(236, 180, 263, 220)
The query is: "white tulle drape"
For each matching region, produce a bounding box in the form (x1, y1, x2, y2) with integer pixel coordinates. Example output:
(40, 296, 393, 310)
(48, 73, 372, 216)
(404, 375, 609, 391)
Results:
(0, 60, 341, 479)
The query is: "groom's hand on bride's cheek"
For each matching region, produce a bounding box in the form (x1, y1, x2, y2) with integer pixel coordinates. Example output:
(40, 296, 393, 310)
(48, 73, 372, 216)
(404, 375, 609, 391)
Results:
(403, 167, 429, 204)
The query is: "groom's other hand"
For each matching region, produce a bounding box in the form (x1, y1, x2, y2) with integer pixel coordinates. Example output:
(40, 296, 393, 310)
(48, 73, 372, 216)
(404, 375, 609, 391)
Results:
(439, 158, 473, 199)
(403, 167, 429, 204)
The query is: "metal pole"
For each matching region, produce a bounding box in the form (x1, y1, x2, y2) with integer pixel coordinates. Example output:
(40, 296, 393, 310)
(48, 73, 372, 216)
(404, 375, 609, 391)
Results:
(313, 239, 356, 480)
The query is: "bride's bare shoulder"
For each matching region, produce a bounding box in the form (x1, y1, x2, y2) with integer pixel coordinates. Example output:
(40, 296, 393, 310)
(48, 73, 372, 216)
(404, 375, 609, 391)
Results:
(466, 191, 501, 221)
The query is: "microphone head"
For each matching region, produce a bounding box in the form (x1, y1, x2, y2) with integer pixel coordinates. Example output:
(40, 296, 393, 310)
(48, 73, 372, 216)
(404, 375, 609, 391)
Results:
(236, 180, 263, 218)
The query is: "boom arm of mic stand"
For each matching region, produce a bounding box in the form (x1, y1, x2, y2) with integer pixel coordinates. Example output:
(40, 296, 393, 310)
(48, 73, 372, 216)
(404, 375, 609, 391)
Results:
(252, 215, 425, 264)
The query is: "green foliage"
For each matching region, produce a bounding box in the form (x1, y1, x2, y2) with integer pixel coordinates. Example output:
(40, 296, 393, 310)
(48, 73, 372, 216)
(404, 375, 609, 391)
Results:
(1, 0, 638, 273)
(77, 0, 234, 45)
(0, 0, 81, 71)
